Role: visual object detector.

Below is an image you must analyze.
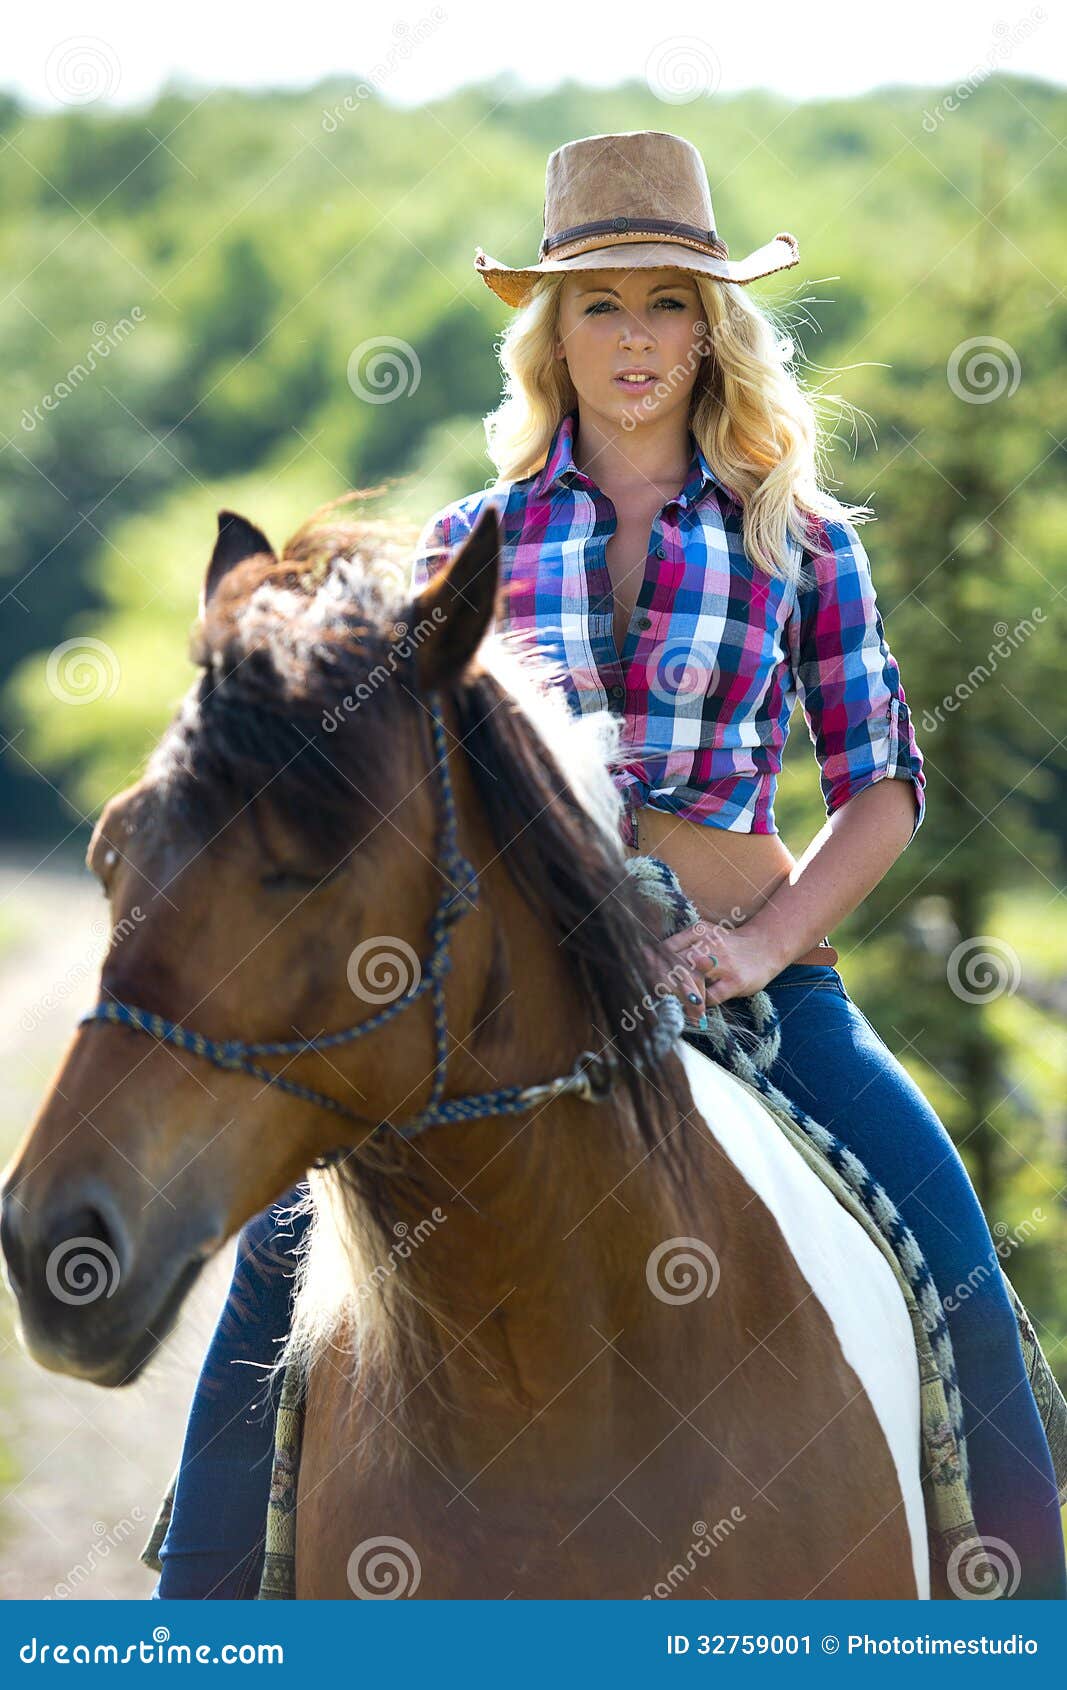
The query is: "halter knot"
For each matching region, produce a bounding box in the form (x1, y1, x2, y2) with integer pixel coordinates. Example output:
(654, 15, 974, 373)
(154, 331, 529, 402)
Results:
(440, 854, 480, 923)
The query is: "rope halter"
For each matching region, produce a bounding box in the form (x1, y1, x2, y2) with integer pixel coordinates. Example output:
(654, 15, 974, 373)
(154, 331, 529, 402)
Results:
(77, 691, 684, 1168)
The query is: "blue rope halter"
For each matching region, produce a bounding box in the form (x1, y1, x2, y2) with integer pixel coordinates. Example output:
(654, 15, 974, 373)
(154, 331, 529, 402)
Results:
(77, 691, 681, 1170)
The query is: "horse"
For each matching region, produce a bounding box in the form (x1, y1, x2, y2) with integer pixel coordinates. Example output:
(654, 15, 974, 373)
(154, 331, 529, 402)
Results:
(0, 497, 930, 1598)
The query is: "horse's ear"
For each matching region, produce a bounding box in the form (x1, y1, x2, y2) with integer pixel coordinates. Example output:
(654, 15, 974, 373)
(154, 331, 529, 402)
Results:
(200, 510, 277, 616)
(409, 504, 501, 691)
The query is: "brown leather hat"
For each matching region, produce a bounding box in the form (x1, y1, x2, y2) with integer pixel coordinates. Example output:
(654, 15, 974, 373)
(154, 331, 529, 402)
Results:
(474, 130, 799, 308)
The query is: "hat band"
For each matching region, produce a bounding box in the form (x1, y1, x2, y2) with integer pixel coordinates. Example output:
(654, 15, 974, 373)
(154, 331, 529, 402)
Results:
(540, 216, 729, 262)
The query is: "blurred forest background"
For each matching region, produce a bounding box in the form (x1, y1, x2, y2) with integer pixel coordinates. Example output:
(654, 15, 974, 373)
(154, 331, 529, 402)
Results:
(0, 71, 1065, 1590)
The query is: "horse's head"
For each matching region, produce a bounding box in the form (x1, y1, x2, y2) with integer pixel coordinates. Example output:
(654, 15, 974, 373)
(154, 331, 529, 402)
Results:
(1, 496, 687, 1391)
(0, 500, 506, 1385)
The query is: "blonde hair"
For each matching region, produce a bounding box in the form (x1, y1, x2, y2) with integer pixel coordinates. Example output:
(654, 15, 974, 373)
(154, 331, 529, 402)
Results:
(483, 270, 875, 585)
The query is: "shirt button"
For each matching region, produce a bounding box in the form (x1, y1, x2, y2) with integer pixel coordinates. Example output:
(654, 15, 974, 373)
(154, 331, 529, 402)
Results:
(654, 545, 666, 558)
(610, 684, 625, 699)
(637, 616, 652, 630)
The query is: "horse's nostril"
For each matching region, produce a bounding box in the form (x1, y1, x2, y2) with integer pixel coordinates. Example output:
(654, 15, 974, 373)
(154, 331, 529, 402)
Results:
(38, 1202, 129, 1301)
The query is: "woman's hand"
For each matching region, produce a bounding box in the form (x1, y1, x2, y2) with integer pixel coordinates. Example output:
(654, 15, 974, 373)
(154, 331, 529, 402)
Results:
(660, 917, 782, 1025)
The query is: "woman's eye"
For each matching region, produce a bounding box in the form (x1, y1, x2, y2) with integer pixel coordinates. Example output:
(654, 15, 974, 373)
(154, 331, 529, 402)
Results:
(584, 297, 685, 316)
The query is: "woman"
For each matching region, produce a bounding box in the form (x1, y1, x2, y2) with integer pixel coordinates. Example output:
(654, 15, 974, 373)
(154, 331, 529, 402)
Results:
(152, 129, 1065, 1600)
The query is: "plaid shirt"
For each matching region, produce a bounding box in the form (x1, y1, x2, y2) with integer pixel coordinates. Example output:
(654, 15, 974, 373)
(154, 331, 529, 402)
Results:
(410, 408, 926, 849)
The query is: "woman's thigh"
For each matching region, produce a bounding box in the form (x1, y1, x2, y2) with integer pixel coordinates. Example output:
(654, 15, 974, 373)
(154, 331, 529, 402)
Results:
(153, 1185, 311, 1598)
(753, 967, 1065, 1597)
(759, 967, 1003, 1308)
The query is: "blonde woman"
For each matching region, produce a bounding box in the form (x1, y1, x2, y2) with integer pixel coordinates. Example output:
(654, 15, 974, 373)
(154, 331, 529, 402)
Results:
(150, 131, 1065, 1600)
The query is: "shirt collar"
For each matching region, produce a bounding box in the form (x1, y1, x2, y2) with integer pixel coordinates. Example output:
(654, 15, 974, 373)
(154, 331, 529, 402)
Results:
(531, 408, 731, 508)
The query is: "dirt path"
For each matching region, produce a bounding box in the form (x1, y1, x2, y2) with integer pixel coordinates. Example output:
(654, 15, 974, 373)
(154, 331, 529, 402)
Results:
(0, 852, 237, 1599)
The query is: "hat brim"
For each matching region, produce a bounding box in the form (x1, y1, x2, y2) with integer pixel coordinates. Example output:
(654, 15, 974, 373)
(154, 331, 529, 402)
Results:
(473, 234, 799, 307)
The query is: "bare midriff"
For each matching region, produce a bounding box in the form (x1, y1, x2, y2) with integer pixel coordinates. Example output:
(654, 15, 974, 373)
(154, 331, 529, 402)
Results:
(630, 803, 799, 934)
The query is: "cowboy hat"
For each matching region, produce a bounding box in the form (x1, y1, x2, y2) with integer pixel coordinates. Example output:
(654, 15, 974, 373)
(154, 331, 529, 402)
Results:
(474, 130, 799, 308)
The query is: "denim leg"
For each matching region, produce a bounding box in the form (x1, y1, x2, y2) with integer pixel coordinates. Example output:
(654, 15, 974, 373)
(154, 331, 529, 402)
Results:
(756, 966, 1066, 1599)
(152, 1183, 310, 1599)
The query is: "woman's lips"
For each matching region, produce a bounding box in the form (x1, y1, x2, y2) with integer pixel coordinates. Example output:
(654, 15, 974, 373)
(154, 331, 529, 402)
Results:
(615, 374, 656, 391)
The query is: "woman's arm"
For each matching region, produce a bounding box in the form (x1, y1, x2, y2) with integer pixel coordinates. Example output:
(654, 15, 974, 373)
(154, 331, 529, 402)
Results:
(700, 777, 919, 1000)
(651, 515, 928, 1008)
(653, 773, 918, 1012)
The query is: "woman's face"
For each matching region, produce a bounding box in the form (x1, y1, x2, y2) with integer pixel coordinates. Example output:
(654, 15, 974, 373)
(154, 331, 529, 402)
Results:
(554, 266, 707, 429)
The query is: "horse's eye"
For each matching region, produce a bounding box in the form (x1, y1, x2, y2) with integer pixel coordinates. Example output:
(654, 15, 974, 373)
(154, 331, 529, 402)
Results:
(259, 869, 320, 891)
(93, 844, 118, 896)
(259, 863, 346, 892)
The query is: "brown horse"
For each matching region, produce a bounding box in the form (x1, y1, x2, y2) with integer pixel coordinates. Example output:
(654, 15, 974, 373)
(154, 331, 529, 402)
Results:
(1, 500, 929, 1598)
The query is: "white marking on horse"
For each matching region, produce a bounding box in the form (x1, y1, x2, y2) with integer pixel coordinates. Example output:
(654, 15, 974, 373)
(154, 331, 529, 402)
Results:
(678, 1039, 930, 1598)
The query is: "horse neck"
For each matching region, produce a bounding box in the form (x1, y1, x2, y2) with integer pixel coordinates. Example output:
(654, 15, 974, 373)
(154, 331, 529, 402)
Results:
(316, 825, 720, 1484)
(324, 1081, 714, 1490)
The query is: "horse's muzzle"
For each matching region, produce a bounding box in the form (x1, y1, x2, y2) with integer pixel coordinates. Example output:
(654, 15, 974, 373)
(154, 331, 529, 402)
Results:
(0, 1178, 216, 1387)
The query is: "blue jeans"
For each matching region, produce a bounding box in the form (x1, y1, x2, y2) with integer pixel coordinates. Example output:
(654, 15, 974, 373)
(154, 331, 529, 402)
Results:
(152, 1191, 308, 1600)
(152, 962, 1066, 1599)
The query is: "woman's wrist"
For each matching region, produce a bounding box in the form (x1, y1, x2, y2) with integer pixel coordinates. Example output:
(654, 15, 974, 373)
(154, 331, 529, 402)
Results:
(729, 909, 795, 976)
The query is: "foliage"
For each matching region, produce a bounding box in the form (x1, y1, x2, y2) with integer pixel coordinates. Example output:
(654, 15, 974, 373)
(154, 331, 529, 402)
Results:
(2, 72, 1065, 1375)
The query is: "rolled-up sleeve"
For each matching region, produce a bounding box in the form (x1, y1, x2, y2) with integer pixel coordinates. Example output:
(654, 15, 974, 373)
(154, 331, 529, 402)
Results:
(786, 516, 926, 840)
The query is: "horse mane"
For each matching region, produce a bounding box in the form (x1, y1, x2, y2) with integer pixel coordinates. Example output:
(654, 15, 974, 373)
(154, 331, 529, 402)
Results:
(148, 495, 703, 1472)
